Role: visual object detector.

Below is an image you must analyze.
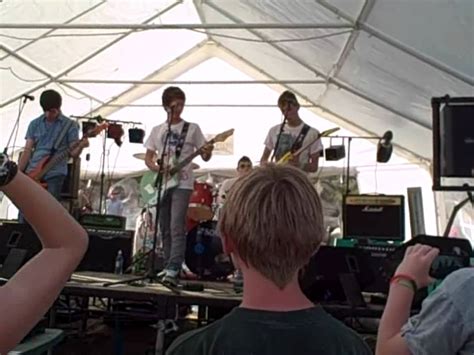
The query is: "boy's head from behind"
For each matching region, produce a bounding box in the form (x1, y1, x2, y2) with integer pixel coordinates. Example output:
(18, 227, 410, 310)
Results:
(218, 165, 324, 289)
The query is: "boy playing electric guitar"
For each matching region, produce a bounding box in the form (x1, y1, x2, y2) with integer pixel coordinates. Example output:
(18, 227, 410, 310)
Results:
(18, 90, 89, 202)
(144, 86, 213, 286)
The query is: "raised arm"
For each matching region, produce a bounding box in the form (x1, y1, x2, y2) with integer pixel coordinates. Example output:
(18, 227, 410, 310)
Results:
(376, 244, 439, 355)
(0, 156, 88, 353)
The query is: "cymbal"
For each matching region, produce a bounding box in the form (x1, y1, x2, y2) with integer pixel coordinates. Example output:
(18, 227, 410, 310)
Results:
(133, 153, 200, 170)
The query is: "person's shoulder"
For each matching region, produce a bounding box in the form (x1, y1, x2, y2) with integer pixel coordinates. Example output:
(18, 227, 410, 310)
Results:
(440, 267, 474, 296)
(315, 308, 372, 353)
(305, 124, 320, 135)
(166, 321, 222, 355)
(150, 123, 166, 133)
(268, 123, 282, 133)
(29, 115, 44, 126)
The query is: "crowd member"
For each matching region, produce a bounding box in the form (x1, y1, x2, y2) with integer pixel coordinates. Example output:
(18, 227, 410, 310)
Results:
(377, 244, 474, 355)
(166, 165, 371, 355)
(0, 154, 88, 352)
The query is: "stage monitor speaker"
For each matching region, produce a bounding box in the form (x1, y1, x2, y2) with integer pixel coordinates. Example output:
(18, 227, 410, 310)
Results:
(343, 194, 405, 241)
(440, 104, 474, 178)
(0, 223, 42, 273)
(61, 158, 80, 200)
(77, 229, 133, 273)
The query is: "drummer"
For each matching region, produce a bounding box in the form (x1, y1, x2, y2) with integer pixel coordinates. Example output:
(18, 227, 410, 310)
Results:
(217, 156, 253, 206)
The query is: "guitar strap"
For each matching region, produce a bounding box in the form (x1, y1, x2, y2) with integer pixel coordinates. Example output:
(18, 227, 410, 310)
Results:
(290, 124, 310, 153)
(174, 122, 190, 159)
(51, 118, 75, 155)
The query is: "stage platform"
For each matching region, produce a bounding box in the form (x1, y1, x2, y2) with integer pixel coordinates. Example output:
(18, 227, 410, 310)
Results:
(64, 271, 242, 308)
(55, 272, 386, 323)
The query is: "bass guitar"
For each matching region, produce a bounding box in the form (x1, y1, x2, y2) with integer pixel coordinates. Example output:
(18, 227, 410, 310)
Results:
(27, 123, 108, 188)
(140, 129, 234, 205)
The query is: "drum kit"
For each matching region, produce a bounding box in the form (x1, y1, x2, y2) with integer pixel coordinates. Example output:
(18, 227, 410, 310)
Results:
(134, 153, 233, 280)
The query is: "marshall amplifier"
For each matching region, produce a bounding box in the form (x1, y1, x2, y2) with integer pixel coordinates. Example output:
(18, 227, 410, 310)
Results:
(343, 194, 405, 241)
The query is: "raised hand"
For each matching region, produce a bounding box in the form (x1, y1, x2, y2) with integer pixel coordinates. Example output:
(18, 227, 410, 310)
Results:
(395, 244, 440, 288)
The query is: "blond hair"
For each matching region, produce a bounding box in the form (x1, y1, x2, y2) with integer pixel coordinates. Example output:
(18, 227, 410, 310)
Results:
(218, 165, 324, 289)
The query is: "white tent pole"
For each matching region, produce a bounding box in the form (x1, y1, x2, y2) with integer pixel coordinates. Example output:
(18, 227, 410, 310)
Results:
(86, 41, 214, 117)
(0, 44, 104, 106)
(103, 104, 320, 108)
(58, 79, 327, 85)
(0, 2, 180, 109)
(327, 0, 375, 79)
(0, 23, 352, 30)
(0, 1, 107, 62)
(317, 0, 375, 103)
(205, 2, 430, 130)
(316, 0, 473, 86)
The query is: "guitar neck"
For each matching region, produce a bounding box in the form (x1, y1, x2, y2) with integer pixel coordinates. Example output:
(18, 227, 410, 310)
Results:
(170, 140, 212, 175)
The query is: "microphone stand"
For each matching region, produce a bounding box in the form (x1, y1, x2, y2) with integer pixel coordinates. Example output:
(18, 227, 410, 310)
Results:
(329, 134, 392, 195)
(3, 96, 31, 156)
(147, 107, 173, 282)
(71, 115, 142, 214)
(443, 184, 473, 237)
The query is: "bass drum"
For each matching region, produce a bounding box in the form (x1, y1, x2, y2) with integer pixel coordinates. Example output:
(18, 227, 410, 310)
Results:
(185, 220, 234, 280)
(188, 181, 214, 222)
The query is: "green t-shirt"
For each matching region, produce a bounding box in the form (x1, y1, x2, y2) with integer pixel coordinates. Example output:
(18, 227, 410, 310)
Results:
(166, 306, 372, 355)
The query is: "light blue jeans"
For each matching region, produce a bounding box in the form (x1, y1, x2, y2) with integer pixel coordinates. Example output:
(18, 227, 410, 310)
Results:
(158, 188, 192, 272)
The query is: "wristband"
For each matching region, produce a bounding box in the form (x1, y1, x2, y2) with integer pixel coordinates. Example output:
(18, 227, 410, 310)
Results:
(390, 274, 418, 293)
(0, 154, 19, 187)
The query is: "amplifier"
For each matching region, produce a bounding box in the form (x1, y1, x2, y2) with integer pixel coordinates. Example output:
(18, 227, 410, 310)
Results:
(343, 194, 405, 241)
(0, 223, 41, 277)
(79, 214, 126, 231)
(77, 228, 133, 273)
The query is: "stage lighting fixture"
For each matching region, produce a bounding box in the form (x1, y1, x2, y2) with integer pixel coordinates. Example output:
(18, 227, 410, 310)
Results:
(107, 123, 124, 147)
(82, 121, 97, 136)
(128, 128, 145, 144)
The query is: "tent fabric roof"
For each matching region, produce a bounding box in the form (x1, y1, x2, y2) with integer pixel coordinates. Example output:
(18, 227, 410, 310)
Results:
(1, 0, 473, 174)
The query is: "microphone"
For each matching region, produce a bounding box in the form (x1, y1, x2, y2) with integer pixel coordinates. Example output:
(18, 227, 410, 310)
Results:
(380, 130, 393, 147)
(377, 130, 393, 163)
(22, 94, 34, 101)
(166, 104, 177, 113)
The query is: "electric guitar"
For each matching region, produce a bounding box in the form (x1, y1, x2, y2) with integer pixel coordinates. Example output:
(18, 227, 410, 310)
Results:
(140, 129, 234, 205)
(277, 127, 340, 164)
(27, 123, 108, 188)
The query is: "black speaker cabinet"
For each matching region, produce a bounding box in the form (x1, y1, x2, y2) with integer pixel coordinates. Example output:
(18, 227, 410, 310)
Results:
(440, 104, 474, 178)
(77, 229, 133, 273)
(0, 223, 41, 267)
(61, 158, 80, 200)
(343, 194, 405, 241)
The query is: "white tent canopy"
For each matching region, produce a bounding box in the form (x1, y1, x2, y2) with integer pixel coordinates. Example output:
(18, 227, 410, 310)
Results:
(1, 0, 472, 168)
(1, 0, 472, 236)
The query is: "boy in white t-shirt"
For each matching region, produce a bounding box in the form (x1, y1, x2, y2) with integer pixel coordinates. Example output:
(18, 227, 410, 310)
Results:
(260, 91, 323, 173)
(144, 86, 213, 286)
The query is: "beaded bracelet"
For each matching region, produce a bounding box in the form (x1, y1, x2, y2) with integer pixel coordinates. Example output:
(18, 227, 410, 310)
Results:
(390, 274, 418, 293)
(0, 153, 19, 187)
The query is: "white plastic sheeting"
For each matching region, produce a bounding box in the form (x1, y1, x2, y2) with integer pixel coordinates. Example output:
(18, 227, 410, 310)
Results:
(0, 0, 472, 175)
